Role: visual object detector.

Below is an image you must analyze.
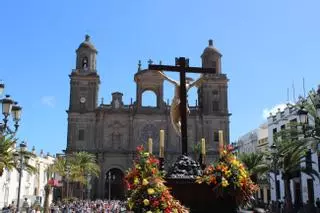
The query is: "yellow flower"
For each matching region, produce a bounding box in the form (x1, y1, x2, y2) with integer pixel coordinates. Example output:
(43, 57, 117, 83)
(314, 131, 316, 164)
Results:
(147, 188, 155, 195)
(143, 199, 150, 206)
(146, 211, 152, 213)
(221, 177, 229, 187)
(135, 165, 141, 169)
(142, 178, 149, 186)
(134, 178, 139, 185)
(225, 170, 232, 177)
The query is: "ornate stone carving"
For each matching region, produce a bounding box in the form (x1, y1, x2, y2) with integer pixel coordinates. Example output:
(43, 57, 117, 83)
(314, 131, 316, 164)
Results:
(140, 123, 158, 143)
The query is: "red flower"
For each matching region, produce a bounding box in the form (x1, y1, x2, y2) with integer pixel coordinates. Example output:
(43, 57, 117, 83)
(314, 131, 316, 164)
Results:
(136, 145, 144, 152)
(149, 157, 159, 165)
(164, 207, 172, 213)
(226, 144, 234, 152)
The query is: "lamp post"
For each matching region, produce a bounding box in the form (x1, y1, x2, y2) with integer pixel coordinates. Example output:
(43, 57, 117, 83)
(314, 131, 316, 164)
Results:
(107, 171, 115, 201)
(0, 82, 22, 135)
(297, 106, 309, 137)
(86, 174, 92, 200)
(14, 141, 30, 212)
(66, 164, 70, 200)
(267, 143, 281, 201)
(297, 86, 320, 139)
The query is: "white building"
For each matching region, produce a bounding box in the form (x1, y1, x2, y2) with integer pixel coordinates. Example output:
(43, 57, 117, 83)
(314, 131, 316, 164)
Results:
(0, 147, 55, 209)
(236, 123, 270, 204)
(237, 129, 258, 154)
(267, 104, 320, 204)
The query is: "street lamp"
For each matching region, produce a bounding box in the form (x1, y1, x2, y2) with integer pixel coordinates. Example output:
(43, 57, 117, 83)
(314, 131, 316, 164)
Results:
(267, 143, 282, 201)
(66, 164, 71, 200)
(297, 107, 308, 125)
(14, 141, 30, 212)
(296, 88, 320, 139)
(0, 82, 22, 135)
(86, 174, 92, 200)
(107, 171, 116, 201)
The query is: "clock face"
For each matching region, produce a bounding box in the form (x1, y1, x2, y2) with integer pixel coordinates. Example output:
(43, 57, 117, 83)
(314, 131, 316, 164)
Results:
(80, 97, 86, 103)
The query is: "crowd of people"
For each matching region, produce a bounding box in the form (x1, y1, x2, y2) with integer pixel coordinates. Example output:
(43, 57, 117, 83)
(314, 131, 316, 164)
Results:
(1, 200, 128, 213)
(49, 200, 127, 213)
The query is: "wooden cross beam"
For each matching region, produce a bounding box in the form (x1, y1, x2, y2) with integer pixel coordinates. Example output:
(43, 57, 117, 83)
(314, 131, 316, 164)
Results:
(149, 57, 215, 155)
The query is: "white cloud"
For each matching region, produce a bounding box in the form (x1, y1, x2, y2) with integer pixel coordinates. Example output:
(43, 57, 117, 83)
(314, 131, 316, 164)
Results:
(41, 96, 56, 108)
(262, 103, 288, 120)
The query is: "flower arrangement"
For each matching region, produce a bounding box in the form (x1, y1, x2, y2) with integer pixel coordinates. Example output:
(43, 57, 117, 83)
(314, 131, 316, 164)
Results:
(125, 145, 189, 213)
(196, 145, 258, 205)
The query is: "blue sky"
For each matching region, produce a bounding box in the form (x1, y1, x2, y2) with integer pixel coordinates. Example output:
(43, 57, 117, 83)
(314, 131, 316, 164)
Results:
(1, 0, 319, 155)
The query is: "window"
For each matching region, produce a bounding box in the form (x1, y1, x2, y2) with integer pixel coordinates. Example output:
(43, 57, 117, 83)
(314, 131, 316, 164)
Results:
(212, 90, 218, 95)
(141, 90, 157, 107)
(82, 57, 88, 70)
(290, 118, 298, 140)
(273, 128, 277, 135)
(306, 149, 312, 171)
(276, 180, 280, 200)
(318, 154, 320, 172)
(211, 61, 216, 69)
(212, 101, 219, 111)
(213, 132, 219, 142)
(307, 179, 315, 203)
(78, 129, 85, 141)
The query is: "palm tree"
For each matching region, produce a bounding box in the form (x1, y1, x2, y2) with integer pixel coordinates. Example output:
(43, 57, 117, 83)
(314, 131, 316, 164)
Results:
(0, 135, 16, 176)
(51, 152, 100, 200)
(51, 156, 68, 199)
(43, 164, 54, 213)
(297, 89, 320, 148)
(239, 152, 269, 183)
(0, 136, 36, 177)
(69, 152, 100, 199)
(273, 125, 320, 213)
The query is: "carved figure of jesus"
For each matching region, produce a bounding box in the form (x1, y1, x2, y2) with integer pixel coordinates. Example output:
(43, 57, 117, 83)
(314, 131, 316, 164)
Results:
(158, 71, 203, 135)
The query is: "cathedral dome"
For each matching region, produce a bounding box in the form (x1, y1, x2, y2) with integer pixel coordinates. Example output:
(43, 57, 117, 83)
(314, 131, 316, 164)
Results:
(201, 39, 222, 57)
(77, 35, 97, 53)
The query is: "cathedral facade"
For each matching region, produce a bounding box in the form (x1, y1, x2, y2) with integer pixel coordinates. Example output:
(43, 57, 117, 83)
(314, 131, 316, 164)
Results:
(66, 35, 230, 199)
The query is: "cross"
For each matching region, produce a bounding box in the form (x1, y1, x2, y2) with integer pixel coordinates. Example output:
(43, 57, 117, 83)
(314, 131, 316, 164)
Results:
(148, 59, 153, 65)
(149, 57, 215, 155)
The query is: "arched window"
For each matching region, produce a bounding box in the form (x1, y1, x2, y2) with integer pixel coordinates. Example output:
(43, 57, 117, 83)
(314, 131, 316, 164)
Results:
(82, 57, 89, 70)
(142, 90, 157, 107)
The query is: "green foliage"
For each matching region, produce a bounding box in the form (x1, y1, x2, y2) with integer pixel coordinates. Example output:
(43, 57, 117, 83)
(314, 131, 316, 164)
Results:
(0, 135, 16, 176)
(269, 121, 320, 212)
(238, 152, 269, 182)
(51, 151, 100, 199)
(69, 151, 100, 185)
(52, 151, 100, 184)
(297, 89, 320, 149)
(0, 135, 36, 177)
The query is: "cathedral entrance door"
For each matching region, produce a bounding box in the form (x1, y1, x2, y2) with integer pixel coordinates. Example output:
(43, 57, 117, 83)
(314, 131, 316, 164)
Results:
(105, 168, 125, 200)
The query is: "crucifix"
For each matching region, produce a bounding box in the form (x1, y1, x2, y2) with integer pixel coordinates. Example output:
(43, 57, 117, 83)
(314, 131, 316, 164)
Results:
(149, 57, 215, 156)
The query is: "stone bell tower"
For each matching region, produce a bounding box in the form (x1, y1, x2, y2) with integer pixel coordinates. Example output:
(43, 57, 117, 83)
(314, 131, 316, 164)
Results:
(67, 35, 100, 152)
(198, 39, 230, 146)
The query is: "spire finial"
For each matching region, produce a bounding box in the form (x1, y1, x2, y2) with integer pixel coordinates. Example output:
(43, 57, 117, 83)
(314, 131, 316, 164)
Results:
(208, 39, 213, 46)
(148, 59, 153, 65)
(138, 60, 142, 71)
(85, 34, 90, 41)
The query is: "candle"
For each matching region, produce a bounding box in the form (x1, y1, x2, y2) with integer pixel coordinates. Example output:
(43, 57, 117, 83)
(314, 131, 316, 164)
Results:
(148, 137, 153, 154)
(159, 130, 164, 158)
(201, 138, 206, 156)
(218, 130, 224, 155)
